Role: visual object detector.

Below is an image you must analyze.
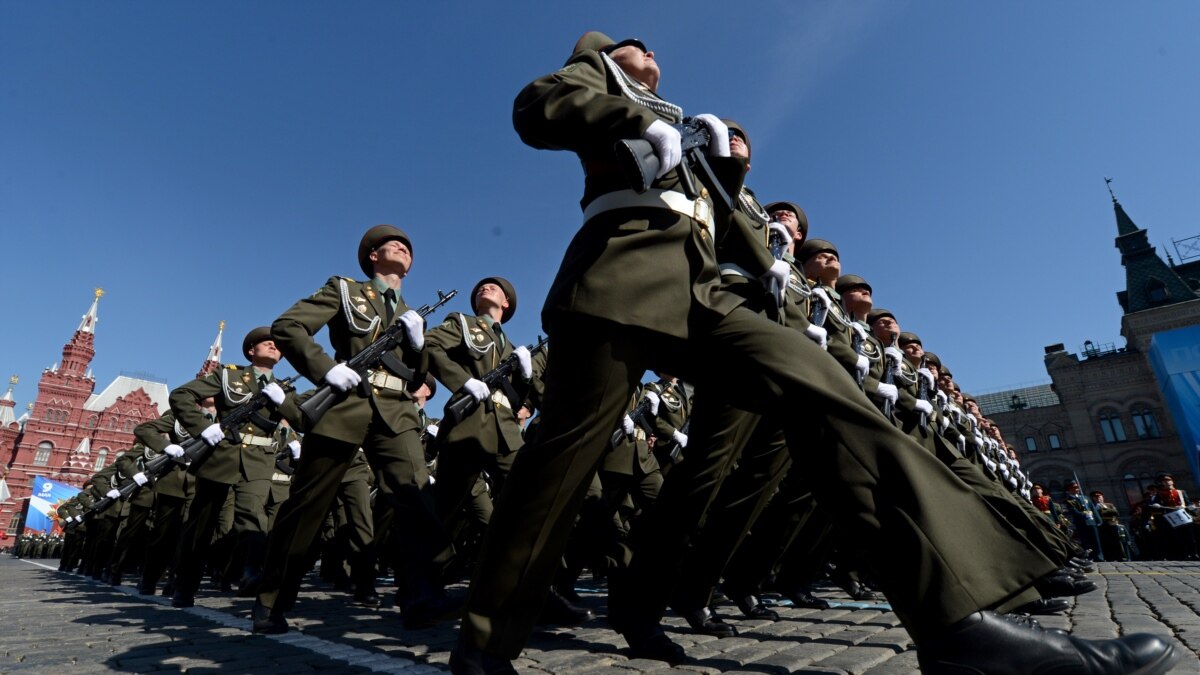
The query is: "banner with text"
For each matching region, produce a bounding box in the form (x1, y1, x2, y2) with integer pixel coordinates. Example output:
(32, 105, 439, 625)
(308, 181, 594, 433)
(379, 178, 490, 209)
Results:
(1148, 325, 1200, 490)
(25, 476, 82, 535)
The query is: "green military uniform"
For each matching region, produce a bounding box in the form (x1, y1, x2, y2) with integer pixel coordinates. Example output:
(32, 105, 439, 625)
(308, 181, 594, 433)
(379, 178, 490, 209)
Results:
(107, 448, 155, 584)
(259, 229, 454, 625)
(425, 290, 529, 522)
(83, 464, 123, 579)
(168, 347, 304, 602)
(134, 411, 195, 593)
(461, 35, 1057, 663)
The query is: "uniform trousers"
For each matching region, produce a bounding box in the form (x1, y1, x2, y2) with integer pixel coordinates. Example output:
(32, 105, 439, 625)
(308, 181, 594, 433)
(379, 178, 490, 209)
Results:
(258, 421, 452, 612)
(463, 309, 1058, 658)
(109, 503, 152, 579)
(142, 493, 187, 588)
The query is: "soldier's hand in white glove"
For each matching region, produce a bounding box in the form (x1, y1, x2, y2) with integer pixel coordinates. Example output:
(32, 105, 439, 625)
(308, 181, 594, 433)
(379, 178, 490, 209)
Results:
(693, 114, 730, 157)
(398, 310, 425, 351)
(914, 399, 934, 416)
(643, 120, 682, 178)
(324, 363, 361, 392)
(261, 382, 285, 406)
(874, 383, 899, 404)
(288, 440, 302, 459)
(425, 423, 439, 438)
(514, 346, 533, 380)
(200, 423, 225, 447)
(106, 489, 121, 500)
(643, 391, 661, 416)
(463, 378, 490, 402)
(760, 259, 790, 306)
(855, 355, 870, 381)
(672, 430, 689, 447)
(164, 443, 186, 459)
(884, 346, 904, 374)
(935, 390, 948, 407)
(916, 368, 936, 390)
(849, 321, 869, 342)
(622, 415, 636, 436)
(132, 472, 149, 486)
(768, 222, 791, 248)
(804, 324, 828, 350)
(810, 287, 831, 313)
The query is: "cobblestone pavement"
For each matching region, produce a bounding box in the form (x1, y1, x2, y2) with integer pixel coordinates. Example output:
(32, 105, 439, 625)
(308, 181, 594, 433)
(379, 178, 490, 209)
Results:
(2, 556, 1197, 673)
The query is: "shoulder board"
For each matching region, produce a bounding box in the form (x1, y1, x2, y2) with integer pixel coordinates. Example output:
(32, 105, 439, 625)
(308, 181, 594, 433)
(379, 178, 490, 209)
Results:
(226, 365, 239, 371)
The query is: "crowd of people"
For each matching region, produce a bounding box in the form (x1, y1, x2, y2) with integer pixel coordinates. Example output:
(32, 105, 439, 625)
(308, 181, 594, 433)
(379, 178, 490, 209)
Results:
(14, 30, 1189, 675)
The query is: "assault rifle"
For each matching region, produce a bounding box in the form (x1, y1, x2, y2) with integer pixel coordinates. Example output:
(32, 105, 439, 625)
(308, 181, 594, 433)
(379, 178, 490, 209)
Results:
(300, 289, 457, 431)
(77, 375, 302, 522)
(615, 118, 735, 214)
(767, 223, 788, 310)
(881, 334, 900, 419)
(916, 355, 930, 432)
(443, 335, 549, 427)
(810, 289, 829, 332)
(610, 379, 669, 447)
(848, 314, 866, 388)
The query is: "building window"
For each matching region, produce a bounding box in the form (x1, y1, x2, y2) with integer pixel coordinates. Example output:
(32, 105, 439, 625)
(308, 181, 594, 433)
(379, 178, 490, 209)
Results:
(93, 449, 108, 471)
(1048, 434, 1062, 450)
(87, 415, 98, 428)
(1024, 436, 1038, 452)
(1146, 279, 1168, 304)
(34, 441, 53, 466)
(123, 419, 135, 432)
(5, 518, 19, 536)
(1100, 414, 1127, 443)
(1131, 409, 1160, 438)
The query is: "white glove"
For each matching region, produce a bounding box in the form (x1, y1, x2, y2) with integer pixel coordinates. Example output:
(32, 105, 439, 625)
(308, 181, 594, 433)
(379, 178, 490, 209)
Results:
(935, 390, 948, 407)
(760, 259, 790, 305)
(810, 287, 831, 313)
(914, 399, 934, 416)
(940, 414, 951, 432)
(874, 383, 898, 404)
(288, 440, 302, 460)
(643, 391, 661, 416)
(73, 515, 82, 523)
(643, 120, 682, 178)
(164, 444, 185, 459)
(324, 363, 361, 392)
(200, 423, 225, 447)
(693, 114, 730, 157)
(804, 324, 828, 350)
(855, 355, 869, 381)
(463, 378, 490, 402)
(398, 309, 425, 351)
(672, 430, 689, 447)
(425, 423, 439, 438)
(768, 222, 791, 248)
(917, 368, 936, 390)
(622, 415, 636, 436)
(849, 321, 869, 343)
(956, 435, 967, 453)
(966, 412, 978, 425)
(513, 346, 533, 380)
(133, 472, 149, 486)
(261, 382, 285, 406)
(106, 489, 121, 500)
(884, 347, 904, 374)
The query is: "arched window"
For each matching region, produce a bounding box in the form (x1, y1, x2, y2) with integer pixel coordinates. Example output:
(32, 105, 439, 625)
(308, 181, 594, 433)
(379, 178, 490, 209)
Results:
(87, 415, 98, 428)
(123, 419, 135, 432)
(1024, 436, 1038, 452)
(1131, 409, 1161, 438)
(34, 441, 53, 466)
(1047, 433, 1062, 450)
(94, 449, 108, 471)
(1099, 413, 1127, 443)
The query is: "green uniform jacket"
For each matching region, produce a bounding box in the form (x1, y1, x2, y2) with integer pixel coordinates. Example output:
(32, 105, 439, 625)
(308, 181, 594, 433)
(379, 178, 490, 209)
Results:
(169, 365, 303, 484)
(604, 387, 657, 476)
(87, 463, 122, 519)
(114, 449, 155, 508)
(426, 312, 529, 455)
(513, 48, 747, 338)
(272, 276, 427, 445)
(134, 411, 194, 499)
(645, 379, 689, 459)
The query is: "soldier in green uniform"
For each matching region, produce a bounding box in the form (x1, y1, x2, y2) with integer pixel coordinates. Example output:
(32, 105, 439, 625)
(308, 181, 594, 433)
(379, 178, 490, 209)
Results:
(133, 409, 196, 595)
(450, 31, 1174, 675)
(425, 277, 532, 524)
(107, 447, 157, 585)
(84, 465, 124, 580)
(168, 327, 304, 607)
(255, 225, 456, 633)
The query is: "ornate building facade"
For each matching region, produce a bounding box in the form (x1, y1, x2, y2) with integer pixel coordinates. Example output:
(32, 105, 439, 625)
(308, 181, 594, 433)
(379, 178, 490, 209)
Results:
(0, 291, 172, 536)
(982, 192, 1200, 507)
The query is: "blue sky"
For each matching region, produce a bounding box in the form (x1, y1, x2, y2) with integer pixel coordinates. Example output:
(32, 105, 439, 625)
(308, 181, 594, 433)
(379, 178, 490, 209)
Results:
(2, 2, 1199, 412)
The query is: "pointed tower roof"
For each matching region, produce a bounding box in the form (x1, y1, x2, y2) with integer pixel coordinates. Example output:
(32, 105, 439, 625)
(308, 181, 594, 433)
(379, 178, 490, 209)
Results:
(78, 288, 103, 334)
(0, 376, 17, 428)
(197, 320, 225, 377)
(1109, 180, 1200, 314)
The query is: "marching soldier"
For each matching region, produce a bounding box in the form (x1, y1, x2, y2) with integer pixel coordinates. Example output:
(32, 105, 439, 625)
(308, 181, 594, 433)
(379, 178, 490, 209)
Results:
(255, 225, 456, 633)
(133, 409, 196, 595)
(168, 327, 304, 607)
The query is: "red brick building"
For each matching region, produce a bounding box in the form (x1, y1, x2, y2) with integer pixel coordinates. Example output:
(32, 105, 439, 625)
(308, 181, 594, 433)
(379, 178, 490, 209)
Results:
(0, 290, 172, 536)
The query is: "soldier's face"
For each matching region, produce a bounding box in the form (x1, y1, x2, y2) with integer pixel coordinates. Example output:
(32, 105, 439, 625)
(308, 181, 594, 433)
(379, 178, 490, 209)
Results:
(729, 134, 749, 160)
(871, 316, 899, 341)
(902, 342, 924, 361)
(609, 45, 660, 91)
(476, 283, 510, 314)
(803, 252, 840, 283)
(371, 239, 412, 277)
(248, 340, 282, 366)
(770, 210, 802, 242)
